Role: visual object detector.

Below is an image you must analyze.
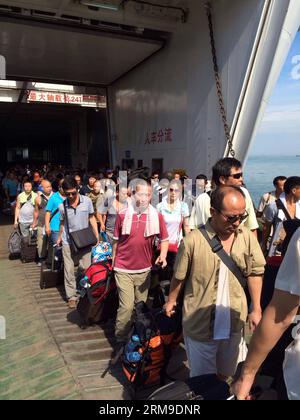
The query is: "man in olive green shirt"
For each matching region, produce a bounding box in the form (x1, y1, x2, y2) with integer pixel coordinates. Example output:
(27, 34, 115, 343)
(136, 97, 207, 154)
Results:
(165, 186, 265, 379)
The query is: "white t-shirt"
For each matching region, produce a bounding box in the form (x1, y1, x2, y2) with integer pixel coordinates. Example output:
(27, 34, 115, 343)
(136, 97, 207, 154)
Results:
(213, 261, 231, 340)
(157, 199, 189, 244)
(257, 191, 276, 214)
(189, 192, 211, 229)
(275, 227, 300, 296)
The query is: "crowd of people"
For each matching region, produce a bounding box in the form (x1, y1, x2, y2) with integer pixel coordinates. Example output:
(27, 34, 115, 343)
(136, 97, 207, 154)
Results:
(1, 158, 300, 400)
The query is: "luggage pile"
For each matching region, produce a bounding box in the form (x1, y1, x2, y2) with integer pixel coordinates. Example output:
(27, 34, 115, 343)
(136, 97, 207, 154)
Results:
(77, 261, 118, 328)
(122, 301, 182, 396)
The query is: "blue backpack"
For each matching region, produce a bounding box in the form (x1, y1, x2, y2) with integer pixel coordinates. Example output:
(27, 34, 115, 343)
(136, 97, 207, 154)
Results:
(91, 232, 112, 263)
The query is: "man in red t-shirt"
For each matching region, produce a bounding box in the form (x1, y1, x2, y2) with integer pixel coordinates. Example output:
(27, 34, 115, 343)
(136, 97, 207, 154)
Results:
(112, 181, 169, 343)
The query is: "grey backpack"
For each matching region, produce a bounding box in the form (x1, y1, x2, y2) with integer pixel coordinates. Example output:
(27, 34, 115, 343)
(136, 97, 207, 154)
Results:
(8, 229, 21, 258)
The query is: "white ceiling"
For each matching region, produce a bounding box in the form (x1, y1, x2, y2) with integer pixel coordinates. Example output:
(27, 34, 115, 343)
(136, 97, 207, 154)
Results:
(0, 1, 190, 84)
(0, 17, 164, 84)
(0, 0, 189, 84)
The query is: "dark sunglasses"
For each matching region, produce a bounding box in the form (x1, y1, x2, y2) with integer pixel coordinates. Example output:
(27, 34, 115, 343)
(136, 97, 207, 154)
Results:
(218, 210, 249, 224)
(169, 188, 180, 193)
(228, 172, 243, 179)
(65, 191, 77, 197)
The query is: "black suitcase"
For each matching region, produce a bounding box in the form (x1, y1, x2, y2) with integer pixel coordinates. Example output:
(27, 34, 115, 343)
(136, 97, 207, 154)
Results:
(77, 288, 119, 327)
(40, 246, 64, 289)
(21, 234, 37, 263)
(147, 374, 230, 400)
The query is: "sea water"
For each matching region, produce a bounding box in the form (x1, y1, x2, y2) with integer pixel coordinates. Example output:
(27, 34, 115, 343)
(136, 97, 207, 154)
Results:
(244, 155, 300, 207)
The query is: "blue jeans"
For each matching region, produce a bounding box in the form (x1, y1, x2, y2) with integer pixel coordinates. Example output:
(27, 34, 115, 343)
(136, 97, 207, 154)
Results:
(50, 231, 59, 245)
(47, 231, 61, 265)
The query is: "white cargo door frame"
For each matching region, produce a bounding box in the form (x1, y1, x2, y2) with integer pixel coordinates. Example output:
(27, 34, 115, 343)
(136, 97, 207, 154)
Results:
(0, 55, 6, 79)
(227, 0, 300, 163)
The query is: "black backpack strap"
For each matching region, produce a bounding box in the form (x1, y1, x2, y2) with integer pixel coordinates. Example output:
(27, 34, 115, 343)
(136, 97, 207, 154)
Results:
(63, 199, 70, 233)
(49, 207, 59, 221)
(159, 190, 163, 203)
(20, 193, 33, 208)
(275, 199, 292, 221)
(206, 190, 212, 198)
(40, 193, 49, 206)
(266, 192, 272, 205)
(199, 226, 247, 289)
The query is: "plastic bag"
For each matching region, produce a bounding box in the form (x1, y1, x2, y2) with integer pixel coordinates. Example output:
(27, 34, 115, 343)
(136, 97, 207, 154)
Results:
(283, 337, 300, 400)
(91, 232, 112, 263)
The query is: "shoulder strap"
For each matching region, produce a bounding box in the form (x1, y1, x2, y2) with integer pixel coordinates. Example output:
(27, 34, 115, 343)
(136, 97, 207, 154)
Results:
(20, 193, 32, 208)
(159, 191, 163, 203)
(40, 193, 49, 203)
(199, 226, 247, 289)
(49, 207, 59, 222)
(275, 199, 292, 221)
(266, 192, 272, 204)
(63, 200, 70, 235)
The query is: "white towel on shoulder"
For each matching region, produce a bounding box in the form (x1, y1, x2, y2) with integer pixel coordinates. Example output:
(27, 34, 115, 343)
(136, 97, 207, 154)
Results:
(121, 203, 160, 237)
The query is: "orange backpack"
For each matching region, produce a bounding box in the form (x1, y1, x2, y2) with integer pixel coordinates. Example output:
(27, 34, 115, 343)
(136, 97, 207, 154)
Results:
(122, 302, 182, 391)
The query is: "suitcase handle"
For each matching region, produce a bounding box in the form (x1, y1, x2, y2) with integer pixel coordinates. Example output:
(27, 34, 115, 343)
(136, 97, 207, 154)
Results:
(51, 245, 56, 271)
(51, 244, 62, 272)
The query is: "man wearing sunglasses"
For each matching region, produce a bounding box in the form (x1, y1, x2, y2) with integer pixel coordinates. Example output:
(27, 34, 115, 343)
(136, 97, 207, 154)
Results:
(190, 158, 259, 236)
(165, 186, 265, 380)
(57, 177, 99, 309)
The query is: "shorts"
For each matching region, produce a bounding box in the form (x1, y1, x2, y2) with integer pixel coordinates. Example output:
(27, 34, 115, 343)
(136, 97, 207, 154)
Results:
(184, 332, 247, 378)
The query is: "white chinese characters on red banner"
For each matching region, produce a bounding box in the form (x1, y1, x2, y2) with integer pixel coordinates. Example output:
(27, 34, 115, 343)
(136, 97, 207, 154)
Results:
(27, 91, 82, 104)
(27, 91, 107, 108)
(144, 128, 173, 145)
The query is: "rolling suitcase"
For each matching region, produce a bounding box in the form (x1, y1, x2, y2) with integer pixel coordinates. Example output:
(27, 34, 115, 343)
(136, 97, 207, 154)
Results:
(20, 230, 37, 263)
(40, 245, 64, 289)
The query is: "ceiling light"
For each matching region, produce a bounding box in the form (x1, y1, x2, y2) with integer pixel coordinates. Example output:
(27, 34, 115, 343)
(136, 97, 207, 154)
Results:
(79, 1, 120, 11)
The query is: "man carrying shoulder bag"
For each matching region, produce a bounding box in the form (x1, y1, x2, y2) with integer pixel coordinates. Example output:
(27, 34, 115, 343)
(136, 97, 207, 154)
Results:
(57, 176, 99, 309)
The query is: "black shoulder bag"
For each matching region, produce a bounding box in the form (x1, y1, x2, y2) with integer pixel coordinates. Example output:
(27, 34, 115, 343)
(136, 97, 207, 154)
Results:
(199, 226, 247, 289)
(63, 198, 97, 253)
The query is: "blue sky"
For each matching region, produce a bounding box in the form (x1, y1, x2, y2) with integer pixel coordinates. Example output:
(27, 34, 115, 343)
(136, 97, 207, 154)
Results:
(250, 31, 300, 156)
